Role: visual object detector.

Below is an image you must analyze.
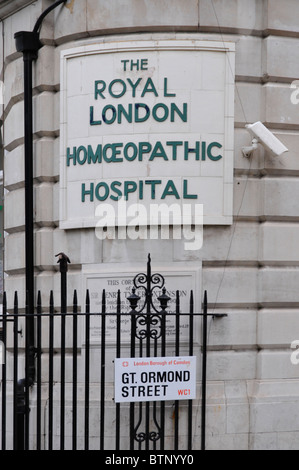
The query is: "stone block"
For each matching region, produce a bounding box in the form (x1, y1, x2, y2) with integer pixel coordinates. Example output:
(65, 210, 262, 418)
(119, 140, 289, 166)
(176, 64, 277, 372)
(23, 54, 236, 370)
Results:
(34, 92, 55, 137)
(235, 83, 264, 125)
(4, 231, 25, 272)
(203, 266, 258, 307)
(234, 177, 262, 220)
(35, 270, 55, 305)
(227, 403, 250, 434)
(3, 57, 23, 109)
(266, 0, 299, 35)
(225, 380, 249, 404)
(259, 267, 299, 306)
(278, 432, 299, 450)
(263, 36, 299, 81)
(260, 222, 299, 264)
(4, 187, 25, 231)
(3, 276, 25, 306)
(53, 181, 59, 225)
(4, 100, 24, 151)
(250, 399, 299, 433)
(53, 227, 102, 267)
(235, 36, 262, 80)
(206, 432, 249, 450)
(4, 145, 24, 189)
(34, 138, 55, 181)
(174, 222, 259, 263)
(35, 182, 54, 226)
(3, 6, 34, 60)
(205, 401, 226, 435)
(199, 0, 264, 33)
(54, 0, 88, 44)
(264, 83, 299, 127)
(256, 350, 299, 380)
(34, 45, 56, 91)
(35, 228, 54, 270)
(207, 351, 256, 380)
(53, 90, 60, 133)
(208, 310, 257, 349)
(53, 137, 60, 177)
(258, 309, 299, 348)
(86, 0, 199, 36)
(249, 432, 278, 450)
(263, 178, 299, 219)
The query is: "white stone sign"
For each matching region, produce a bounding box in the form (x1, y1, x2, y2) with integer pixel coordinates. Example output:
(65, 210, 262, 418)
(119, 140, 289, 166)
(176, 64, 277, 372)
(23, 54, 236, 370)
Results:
(60, 39, 235, 229)
(82, 262, 201, 345)
(114, 356, 197, 403)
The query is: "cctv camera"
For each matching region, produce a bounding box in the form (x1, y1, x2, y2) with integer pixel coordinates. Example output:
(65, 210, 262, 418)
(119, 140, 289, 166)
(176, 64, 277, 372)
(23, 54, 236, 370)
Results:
(245, 121, 288, 157)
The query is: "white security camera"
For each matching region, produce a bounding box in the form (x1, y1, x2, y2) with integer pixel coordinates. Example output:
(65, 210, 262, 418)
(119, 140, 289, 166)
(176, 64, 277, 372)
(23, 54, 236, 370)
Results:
(243, 121, 288, 157)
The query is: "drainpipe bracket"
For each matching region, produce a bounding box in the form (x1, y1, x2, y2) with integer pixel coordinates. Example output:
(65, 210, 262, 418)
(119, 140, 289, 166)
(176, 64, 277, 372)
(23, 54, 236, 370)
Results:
(14, 31, 42, 58)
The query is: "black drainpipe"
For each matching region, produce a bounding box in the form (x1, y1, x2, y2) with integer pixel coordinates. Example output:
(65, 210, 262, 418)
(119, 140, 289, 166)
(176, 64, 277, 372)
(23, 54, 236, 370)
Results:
(13, 0, 67, 449)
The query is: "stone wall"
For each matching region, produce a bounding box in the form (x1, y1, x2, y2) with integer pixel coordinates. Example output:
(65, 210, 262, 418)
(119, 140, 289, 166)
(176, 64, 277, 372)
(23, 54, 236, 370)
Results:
(1, 0, 299, 450)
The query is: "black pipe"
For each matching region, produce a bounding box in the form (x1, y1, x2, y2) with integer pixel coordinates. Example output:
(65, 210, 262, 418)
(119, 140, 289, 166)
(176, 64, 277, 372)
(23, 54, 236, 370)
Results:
(13, 0, 67, 385)
(14, 31, 41, 387)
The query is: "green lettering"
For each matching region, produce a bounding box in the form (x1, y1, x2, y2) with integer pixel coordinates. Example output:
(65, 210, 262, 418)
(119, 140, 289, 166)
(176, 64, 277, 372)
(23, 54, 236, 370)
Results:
(171, 103, 187, 122)
(95, 182, 109, 201)
(141, 59, 148, 70)
(163, 77, 176, 97)
(139, 180, 144, 199)
(103, 144, 122, 163)
(67, 147, 76, 166)
(124, 142, 138, 161)
(138, 142, 152, 161)
(77, 146, 87, 165)
(145, 180, 162, 199)
(161, 180, 180, 199)
(207, 142, 222, 161)
(141, 78, 158, 97)
(108, 79, 126, 98)
(82, 183, 94, 202)
(90, 106, 102, 125)
(117, 104, 132, 124)
(127, 78, 142, 97)
(102, 105, 117, 124)
(135, 103, 150, 122)
(94, 80, 106, 99)
(183, 180, 197, 199)
(124, 181, 138, 200)
(110, 181, 122, 201)
(149, 141, 168, 161)
(152, 103, 169, 122)
(88, 145, 102, 164)
(201, 141, 206, 161)
(121, 60, 129, 71)
(166, 141, 183, 160)
(184, 142, 200, 160)
(112, 143, 123, 162)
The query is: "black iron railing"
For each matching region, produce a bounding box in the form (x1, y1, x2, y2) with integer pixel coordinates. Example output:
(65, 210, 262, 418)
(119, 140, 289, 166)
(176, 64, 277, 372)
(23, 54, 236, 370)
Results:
(0, 255, 222, 450)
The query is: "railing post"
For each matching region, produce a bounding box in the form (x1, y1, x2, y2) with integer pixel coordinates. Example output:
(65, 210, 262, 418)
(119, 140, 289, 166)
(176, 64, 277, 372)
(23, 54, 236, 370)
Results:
(55, 253, 71, 314)
(1, 292, 7, 451)
(201, 290, 208, 451)
(55, 252, 70, 450)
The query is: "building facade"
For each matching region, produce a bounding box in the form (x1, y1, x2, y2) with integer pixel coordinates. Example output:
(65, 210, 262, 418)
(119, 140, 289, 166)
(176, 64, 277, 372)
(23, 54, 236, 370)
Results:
(1, 0, 299, 450)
